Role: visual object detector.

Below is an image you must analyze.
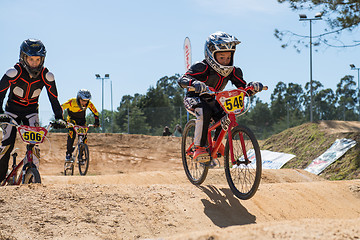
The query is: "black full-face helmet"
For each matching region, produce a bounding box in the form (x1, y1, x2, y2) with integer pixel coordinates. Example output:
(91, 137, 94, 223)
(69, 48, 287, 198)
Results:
(19, 39, 46, 78)
(204, 32, 241, 77)
(76, 89, 92, 110)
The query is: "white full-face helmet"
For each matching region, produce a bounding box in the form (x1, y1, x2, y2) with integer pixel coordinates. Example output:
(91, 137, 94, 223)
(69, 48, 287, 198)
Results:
(204, 31, 241, 77)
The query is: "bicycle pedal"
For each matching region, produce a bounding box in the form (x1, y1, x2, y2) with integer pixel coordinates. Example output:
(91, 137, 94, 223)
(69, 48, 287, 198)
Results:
(195, 156, 210, 163)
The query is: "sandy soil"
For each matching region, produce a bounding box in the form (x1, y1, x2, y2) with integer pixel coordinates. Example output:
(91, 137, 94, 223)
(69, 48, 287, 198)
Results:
(1, 121, 360, 240)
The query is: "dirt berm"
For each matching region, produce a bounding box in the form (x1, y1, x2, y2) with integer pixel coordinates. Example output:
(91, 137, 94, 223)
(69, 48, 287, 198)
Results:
(0, 120, 359, 240)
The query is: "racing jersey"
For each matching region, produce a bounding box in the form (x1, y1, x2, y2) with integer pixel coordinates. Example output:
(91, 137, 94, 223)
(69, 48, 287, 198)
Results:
(62, 98, 99, 125)
(178, 59, 247, 97)
(0, 63, 63, 119)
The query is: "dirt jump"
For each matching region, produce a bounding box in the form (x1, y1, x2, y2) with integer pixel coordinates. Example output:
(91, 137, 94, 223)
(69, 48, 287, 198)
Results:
(0, 120, 360, 240)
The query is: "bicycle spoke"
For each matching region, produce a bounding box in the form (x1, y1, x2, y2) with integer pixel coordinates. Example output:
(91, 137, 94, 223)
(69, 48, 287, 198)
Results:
(225, 125, 261, 200)
(182, 120, 208, 185)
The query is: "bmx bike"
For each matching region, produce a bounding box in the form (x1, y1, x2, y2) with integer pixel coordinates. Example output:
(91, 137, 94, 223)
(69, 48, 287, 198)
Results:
(0, 119, 54, 186)
(64, 123, 93, 176)
(181, 85, 267, 200)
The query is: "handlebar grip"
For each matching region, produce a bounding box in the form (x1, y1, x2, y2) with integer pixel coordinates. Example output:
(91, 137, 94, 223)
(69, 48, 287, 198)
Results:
(263, 86, 268, 91)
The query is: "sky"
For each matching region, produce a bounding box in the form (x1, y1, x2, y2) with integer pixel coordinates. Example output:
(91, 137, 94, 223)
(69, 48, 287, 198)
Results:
(0, 0, 359, 124)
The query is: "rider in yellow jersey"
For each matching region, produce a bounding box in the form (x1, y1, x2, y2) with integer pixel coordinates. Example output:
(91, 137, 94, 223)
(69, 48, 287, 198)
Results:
(62, 89, 99, 161)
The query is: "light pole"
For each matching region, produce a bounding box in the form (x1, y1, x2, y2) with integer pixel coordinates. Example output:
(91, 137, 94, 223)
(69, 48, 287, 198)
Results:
(299, 12, 322, 122)
(350, 64, 360, 121)
(95, 73, 110, 132)
(110, 79, 114, 132)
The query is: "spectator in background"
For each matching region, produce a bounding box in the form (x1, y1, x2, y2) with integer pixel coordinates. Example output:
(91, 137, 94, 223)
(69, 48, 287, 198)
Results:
(173, 124, 182, 137)
(162, 126, 172, 136)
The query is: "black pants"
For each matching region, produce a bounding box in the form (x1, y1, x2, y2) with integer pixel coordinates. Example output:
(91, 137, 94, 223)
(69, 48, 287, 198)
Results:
(66, 118, 87, 155)
(198, 98, 225, 147)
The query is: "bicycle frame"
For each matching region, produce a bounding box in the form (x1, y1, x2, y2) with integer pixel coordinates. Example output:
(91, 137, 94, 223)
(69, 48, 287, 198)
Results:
(182, 85, 266, 199)
(1, 122, 50, 186)
(186, 87, 252, 165)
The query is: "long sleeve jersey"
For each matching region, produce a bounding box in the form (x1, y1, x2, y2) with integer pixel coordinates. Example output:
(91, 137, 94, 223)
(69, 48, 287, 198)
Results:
(0, 63, 63, 119)
(178, 60, 247, 97)
(62, 98, 99, 124)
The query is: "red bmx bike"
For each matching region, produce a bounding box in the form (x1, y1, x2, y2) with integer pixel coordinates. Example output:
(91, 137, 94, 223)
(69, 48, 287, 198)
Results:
(181, 85, 267, 200)
(0, 120, 54, 186)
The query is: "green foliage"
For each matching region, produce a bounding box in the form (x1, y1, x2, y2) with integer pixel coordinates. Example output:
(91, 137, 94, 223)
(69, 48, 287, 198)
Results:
(112, 74, 185, 135)
(261, 122, 360, 180)
(84, 72, 359, 137)
(275, 0, 360, 49)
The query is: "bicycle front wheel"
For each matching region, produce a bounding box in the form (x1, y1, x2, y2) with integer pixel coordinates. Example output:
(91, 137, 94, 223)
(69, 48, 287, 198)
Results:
(181, 119, 209, 185)
(78, 144, 89, 176)
(23, 167, 41, 184)
(224, 125, 261, 200)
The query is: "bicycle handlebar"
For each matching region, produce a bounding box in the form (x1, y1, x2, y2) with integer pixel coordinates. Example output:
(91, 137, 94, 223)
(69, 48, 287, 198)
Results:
(0, 118, 54, 132)
(66, 122, 95, 128)
(187, 85, 268, 94)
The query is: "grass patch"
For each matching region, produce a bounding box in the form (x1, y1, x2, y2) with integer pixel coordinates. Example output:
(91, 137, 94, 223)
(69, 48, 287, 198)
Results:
(260, 122, 360, 180)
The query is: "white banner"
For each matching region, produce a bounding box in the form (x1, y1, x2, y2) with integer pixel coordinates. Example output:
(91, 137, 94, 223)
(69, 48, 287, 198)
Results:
(232, 149, 295, 169)
(184, 37, 192, 71)
(305, 138, 357, 175)
(261, 150, 296, 169)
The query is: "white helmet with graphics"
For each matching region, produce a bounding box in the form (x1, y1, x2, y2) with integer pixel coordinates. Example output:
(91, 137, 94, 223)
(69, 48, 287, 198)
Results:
(204, 31, 241, 77)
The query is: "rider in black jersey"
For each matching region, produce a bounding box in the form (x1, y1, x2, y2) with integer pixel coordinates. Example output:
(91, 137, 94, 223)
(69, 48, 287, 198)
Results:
(178, 32, 263, 162)
(0, 39, 64, 183)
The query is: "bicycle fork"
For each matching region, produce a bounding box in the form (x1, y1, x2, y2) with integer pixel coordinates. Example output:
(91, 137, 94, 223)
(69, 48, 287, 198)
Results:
(224, 114, 250, 166)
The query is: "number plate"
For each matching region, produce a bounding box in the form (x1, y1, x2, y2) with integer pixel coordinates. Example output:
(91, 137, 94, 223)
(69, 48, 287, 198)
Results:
(217, 89, 245, 114)
(74, 126, 89, 135)
(18, 125, 48, 144)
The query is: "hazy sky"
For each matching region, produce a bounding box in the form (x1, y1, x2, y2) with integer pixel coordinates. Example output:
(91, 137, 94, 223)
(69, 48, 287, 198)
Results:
(1, 0, 359, 124)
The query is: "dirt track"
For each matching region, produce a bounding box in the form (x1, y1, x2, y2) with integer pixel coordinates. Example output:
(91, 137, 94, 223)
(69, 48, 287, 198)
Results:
(1, 121, 360, 240)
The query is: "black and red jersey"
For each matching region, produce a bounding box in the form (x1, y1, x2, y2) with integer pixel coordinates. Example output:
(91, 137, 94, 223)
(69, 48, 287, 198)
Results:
(178, 59, 247, 96)
(0, 63, 63, 119)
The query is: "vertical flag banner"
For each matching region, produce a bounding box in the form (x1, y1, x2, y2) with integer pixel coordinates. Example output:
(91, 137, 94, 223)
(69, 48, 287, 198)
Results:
(184, 37, 192, 71)
(184, 37, 192, 122)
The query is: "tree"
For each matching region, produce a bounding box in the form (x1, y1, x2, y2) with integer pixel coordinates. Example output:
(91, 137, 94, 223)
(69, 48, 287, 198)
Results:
(335, 75, 357, 120)
(270, 81, 287, 122)
(239, 98, 273, 139)
(314, 88, 337, 120)
(302, 80, 323, 121)
(275, 0, 360, 50)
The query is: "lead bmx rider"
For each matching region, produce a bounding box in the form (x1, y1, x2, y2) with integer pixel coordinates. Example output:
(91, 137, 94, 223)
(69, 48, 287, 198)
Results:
(0, 39, 66, 184)
(177, 31, 264, 163)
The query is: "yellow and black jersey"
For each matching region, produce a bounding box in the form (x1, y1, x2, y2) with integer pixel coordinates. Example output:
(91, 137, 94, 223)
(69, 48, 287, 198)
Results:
(62, 98, 99, 125)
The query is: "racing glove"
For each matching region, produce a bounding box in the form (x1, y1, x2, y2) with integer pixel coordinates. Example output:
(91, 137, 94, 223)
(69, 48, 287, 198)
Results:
(0, 114, 10, 123)
(52, 119, 67, 129)
(193, 81, 207, 93)
(246, 82, 263, 96)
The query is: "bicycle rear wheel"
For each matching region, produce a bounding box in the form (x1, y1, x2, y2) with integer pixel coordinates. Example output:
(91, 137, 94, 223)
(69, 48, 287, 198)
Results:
(78, 143, 89, 176)
(64, 161, 74, 176)
(23, 167, 41, 184)
(224, 125, 261, 200)
(181, 119, 209, 185)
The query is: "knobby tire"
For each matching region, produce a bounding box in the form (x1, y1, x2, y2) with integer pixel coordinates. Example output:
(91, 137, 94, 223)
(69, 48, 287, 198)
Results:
(78, 143, 89, 176)
(181, 119, 209, 185)
(23, 167, 41, 184)
(64, 162, 74, 176)
(224, 125, 261, 200)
